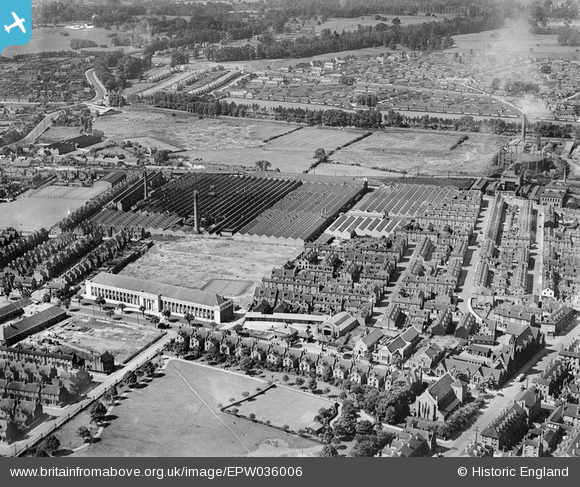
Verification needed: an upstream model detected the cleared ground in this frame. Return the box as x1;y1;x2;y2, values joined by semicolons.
94;108;290;151
94;108;306;170
334;128;505;176
235;386;333;432
201;279;253;296
0;195;89;232
22;316;163;364
73;360;319;457
120;237;301;308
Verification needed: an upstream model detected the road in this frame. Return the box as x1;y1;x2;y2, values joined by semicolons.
445;317;580;457
457;195;493;316
10;110;65;146
85;68;107;103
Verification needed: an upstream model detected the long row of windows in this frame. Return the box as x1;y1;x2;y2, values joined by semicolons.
92;285;141;306
161;299;215;321
90;284;217;321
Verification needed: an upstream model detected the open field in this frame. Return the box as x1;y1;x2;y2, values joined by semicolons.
246;126;367;172
183;146;313;173
123;136;184;152
121;237;301;308
453;19;580;59
1;26;140;57
308;14;450;34
0;195;89;232
235;386;333;432
22;316;163;364
73;360;319;457
94;108;291;148
267;126;360;152
37;127;87;144
312;163;396;178
334;128;505;177
201;279;253;296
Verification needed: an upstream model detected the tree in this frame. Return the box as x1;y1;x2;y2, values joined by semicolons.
95;296;106;310
318;445;338;457
106;309;114;321
333;416;357;440
171;50;189;67
37;434;60;455
90;401;107;423
296;377;305;386
239;356;254;373
77;426;92;443
308;377;318;392
313;148;328;163
42;293;51;303
125;370;137;387
184;312;194;326
153;149;170;165
162;309;171;322
356;420;375;437
150;315;160;327
117;303;126;314
349;436;380;457
242;391;250;399
282;374;289;383
255;160;272;171
103;386;117;405
139;305;146;316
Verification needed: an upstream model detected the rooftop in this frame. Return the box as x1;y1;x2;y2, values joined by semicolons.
89;272;229;307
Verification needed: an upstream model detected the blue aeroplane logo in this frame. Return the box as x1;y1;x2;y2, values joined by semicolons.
1;1;32;56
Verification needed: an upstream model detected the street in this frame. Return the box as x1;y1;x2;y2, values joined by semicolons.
445;317;580;456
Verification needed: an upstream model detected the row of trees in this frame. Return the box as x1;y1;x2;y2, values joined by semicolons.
133;90;580;139
206;13;501;62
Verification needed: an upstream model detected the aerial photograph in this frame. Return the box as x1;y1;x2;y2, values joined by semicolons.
1;0;580;463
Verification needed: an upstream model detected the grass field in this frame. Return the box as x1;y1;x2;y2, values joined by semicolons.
453;19;580;58
37;127;87;144
73;360;319;457
22;316;163;364
0;195;89;232
1;26;141;57
308;14;449;34
235;386;333;432
121;237;301;308
333;128;505;176
255;126;367;172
